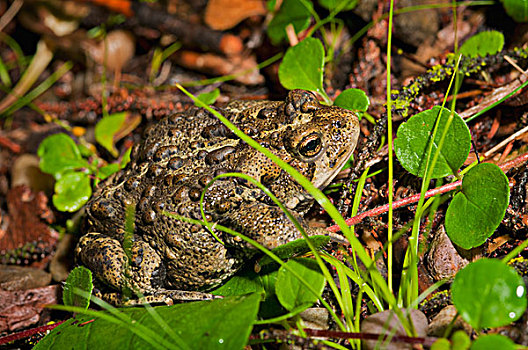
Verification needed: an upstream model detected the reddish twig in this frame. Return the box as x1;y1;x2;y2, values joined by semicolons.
0;321;65;345
303;328;437;347
328;152;528;232
0;135;21;153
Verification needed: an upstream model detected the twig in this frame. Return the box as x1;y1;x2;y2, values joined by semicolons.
0;0;23;32
0;321;65;345
328;151;528;232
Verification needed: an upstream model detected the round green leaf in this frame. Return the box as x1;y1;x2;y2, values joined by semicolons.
502;0;528;22
430;338;451;350
267;0;313;44
333;88;370;112
53;171;92;212
38;133;89;178
95;112;127;158
459;31;504;58
470;334;516;350
63;266;93;310
278;37;325;94
445;163;509;249
452;259;527;330
276;258;325;312
394;106;471;178
451;330;471;350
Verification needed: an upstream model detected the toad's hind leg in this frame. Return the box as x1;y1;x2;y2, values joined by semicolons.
75;232;166;294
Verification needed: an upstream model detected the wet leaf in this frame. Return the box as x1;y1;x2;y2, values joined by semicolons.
333;88;370;112
95;112;127;158
502;0;528;22
276;258;325;312
460;31;504;58
267;0;312;44
451;259;526;330
470;334;516;350
38;133;89;178
35;294;261;350
52;171;92;212
278;38;325;94
445;163;509;249
394;106;471;178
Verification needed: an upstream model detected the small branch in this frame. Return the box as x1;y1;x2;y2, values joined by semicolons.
303;328;437;347
328;152;528;232
0;321;65;345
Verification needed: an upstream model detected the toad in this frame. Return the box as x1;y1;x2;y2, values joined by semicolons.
75;90;360;303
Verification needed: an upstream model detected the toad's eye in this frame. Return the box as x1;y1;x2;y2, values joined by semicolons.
299;133;323;158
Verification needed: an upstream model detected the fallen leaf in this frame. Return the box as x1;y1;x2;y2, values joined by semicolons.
205;0;266;30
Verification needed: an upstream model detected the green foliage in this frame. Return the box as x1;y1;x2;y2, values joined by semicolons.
62;266;93;310
278;38;325;97
451;330;471;350
459;31;504;58
451;259;527;330
38;133;89;178
35;294;261;350
431;338;452;350
53;172;92;212
394;106;471;178
445;163;510;249
38;132;127;212
318;0;357;11
196;88;220;106
470;334;516;350
502;0;528;22
95;112;127;157
333;88;370;112
267;0;313;44
276;258;326;311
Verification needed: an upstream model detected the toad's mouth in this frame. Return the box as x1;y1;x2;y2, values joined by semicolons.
312;145;357;190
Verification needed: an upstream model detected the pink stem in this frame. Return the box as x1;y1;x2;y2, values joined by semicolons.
328;152;528;232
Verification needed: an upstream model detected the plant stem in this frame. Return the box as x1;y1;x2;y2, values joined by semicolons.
386;0;395;299
328;151;528;232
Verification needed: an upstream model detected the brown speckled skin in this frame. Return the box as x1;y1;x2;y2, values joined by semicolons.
75;90;360;302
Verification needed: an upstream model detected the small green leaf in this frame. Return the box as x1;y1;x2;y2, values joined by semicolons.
97;163;120;180
35;294;262;350
318;0;357;11
394;106;471;178
502;0;528;22
333;88;370;112
95;112;127;157
470;334;516;350
53;171;92;212
196;88;220;106
452;259;527;330
276;258;325;312
278;38;325;94
267;0;313;44
459;31;504;58
430;338;451;350
121;146;132;168
445;163;509;249
63;266;93;310
38;133;89;178
451;330;471;350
